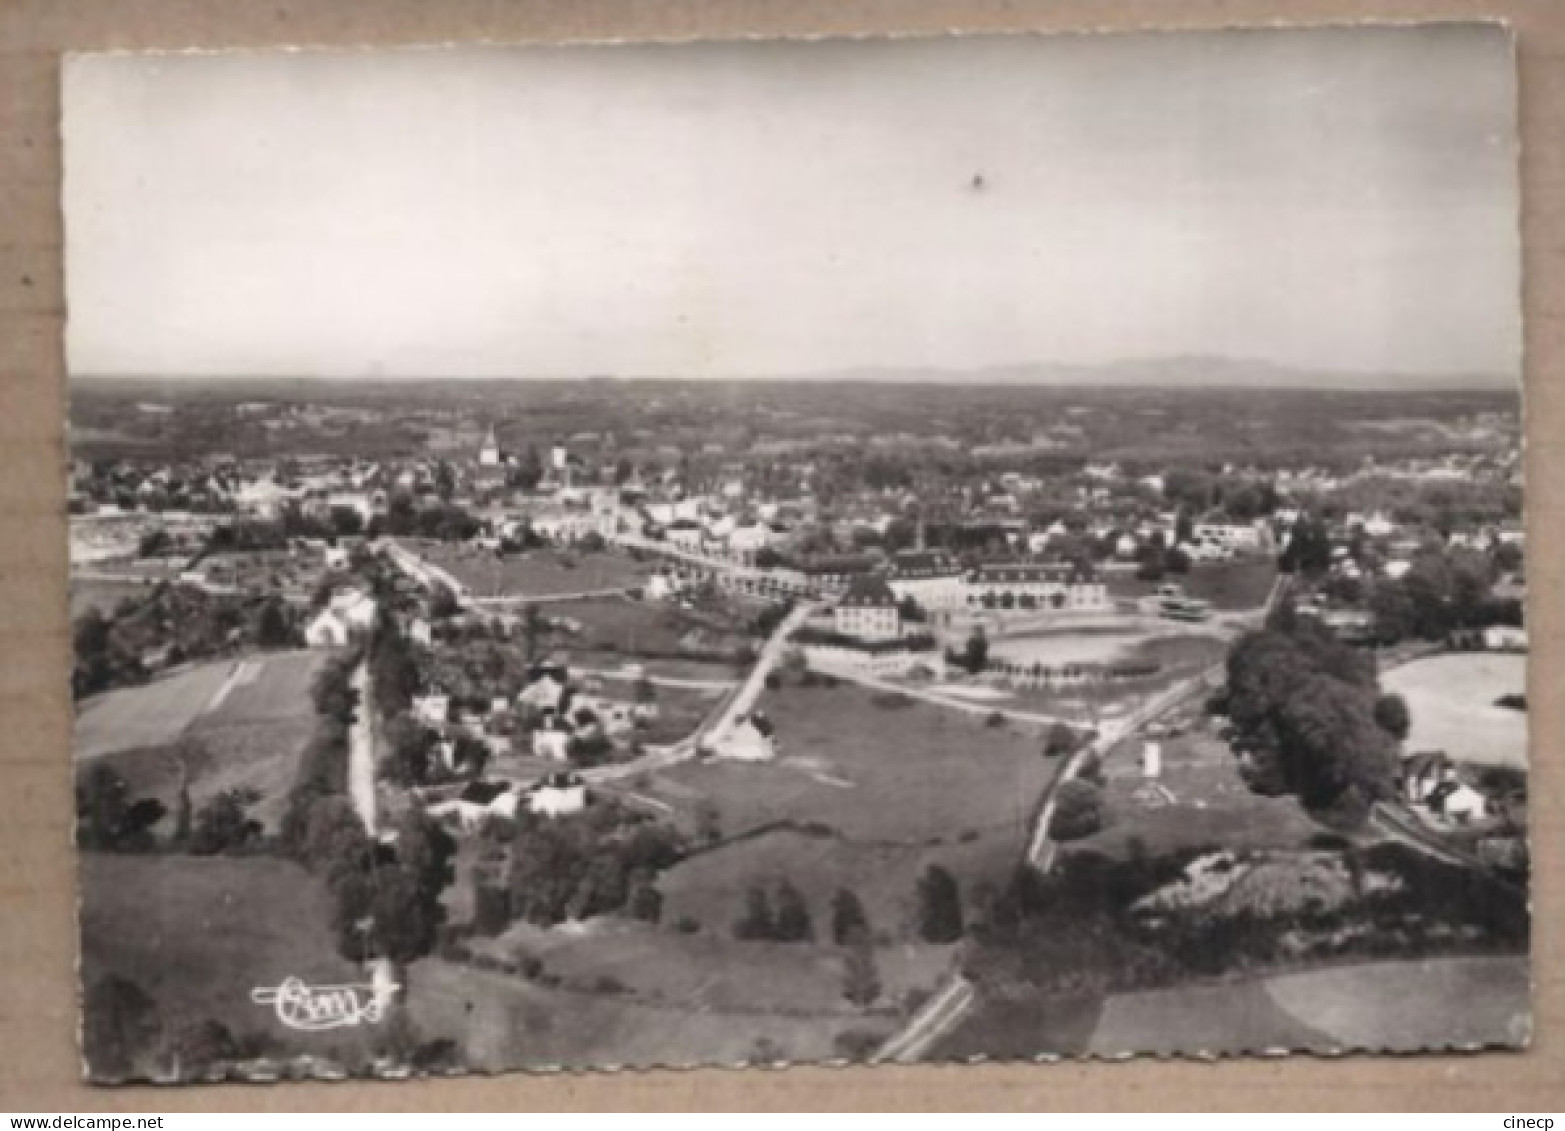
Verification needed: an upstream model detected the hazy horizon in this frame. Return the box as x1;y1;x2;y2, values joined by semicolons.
66;26;1520;386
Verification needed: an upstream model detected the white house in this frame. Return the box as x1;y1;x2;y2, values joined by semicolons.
715;713;776;762
304;609;353;648
1482;624;1528;652
833;576;901;641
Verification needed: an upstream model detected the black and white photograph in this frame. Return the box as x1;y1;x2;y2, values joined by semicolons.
64;24;1528;1082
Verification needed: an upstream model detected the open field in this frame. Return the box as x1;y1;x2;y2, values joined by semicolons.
75;660;241;759
471;919;855;1015
1383;653;1527;768
1089;954;1527;1055
407;540;650;599
1104;558;1278;610
79;853;378;1075
75;650;332;832
655;683;1054;843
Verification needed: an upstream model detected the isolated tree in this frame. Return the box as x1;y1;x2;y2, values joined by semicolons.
916;865;964;944
830;887;871;947
1373;692;1412;742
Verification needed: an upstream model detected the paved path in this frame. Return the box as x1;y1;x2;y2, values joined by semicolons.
349;661;377;833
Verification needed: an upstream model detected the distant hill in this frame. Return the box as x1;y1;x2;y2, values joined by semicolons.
73;355;1517;392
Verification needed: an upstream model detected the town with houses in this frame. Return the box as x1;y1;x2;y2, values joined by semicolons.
70;381;1530;1078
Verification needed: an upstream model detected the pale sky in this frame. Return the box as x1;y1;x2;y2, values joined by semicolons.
64;25;1520;383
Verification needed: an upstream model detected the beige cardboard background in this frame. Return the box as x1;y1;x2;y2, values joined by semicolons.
1;0;1560;1112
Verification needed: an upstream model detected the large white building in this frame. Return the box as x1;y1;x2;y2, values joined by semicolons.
833;575;902;641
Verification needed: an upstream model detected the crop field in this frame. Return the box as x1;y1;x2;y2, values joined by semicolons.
79;853;378;1074
409;541;650;599
1382;653;1527;769
75;650;332;832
